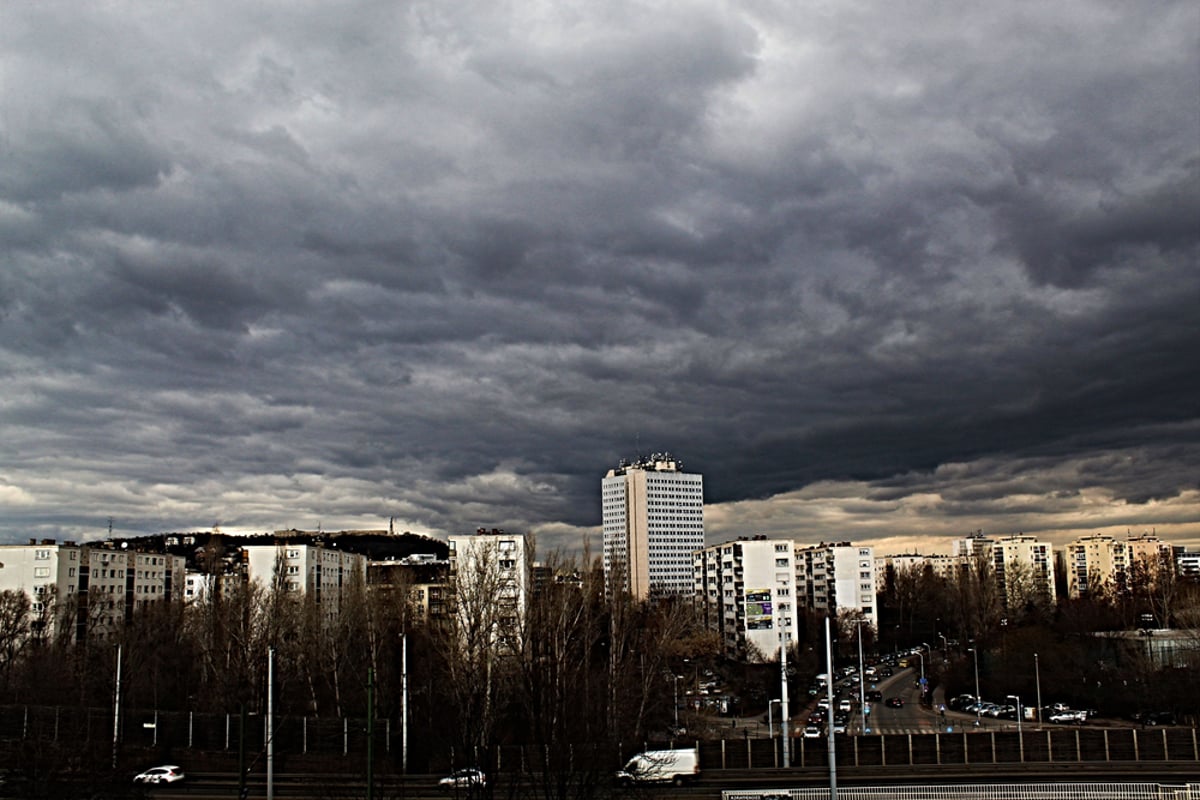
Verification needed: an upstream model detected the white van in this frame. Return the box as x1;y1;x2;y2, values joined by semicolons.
616;748;700;786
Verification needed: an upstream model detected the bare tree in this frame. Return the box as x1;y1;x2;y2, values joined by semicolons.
0;590;31;693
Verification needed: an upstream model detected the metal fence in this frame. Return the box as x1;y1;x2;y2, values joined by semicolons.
723;783;1200;800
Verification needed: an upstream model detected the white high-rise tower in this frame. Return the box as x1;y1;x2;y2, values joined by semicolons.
601;454;704;600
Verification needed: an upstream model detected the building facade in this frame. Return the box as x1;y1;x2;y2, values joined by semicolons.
695;538;876;661
448;529;530;648
989;534;1057;609
795;542;878;629
694;537;802;662
602;454;704;600
0;540;184;641
241;542;368;623
1065;534;1130;598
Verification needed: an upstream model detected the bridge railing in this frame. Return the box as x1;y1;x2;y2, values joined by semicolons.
723;782;1200;800
695;727;1200;770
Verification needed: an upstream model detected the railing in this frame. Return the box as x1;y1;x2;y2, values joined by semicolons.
694;727;1200;770
724;783;1200;800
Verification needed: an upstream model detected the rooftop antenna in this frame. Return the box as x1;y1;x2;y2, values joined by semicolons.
389;516;394;535
108;517;113;537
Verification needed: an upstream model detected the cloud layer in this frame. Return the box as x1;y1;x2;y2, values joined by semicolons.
2;0;1198;553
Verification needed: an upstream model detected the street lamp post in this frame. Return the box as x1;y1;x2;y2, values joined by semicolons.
824;616;838;800
856;620;869;734
672;675;680;731
1007;694;1022;734
779;629;791;769
1034;652;1043;729
968;647;981;727
772;695;782;748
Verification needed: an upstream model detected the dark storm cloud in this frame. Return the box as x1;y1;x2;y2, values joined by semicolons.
1;0;1198;551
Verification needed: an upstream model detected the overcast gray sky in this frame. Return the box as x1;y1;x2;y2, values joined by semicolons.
2;0;1198;556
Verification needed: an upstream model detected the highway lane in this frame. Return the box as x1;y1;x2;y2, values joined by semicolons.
139;762;1200;800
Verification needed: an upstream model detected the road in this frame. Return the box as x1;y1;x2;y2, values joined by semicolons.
139;762;1200;800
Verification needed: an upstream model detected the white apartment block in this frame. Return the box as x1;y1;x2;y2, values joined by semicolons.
952;532;994;558
990;534;1057;609
242;543;367;623
602;454;704;600
874;553;967;594
448;529;530;645
694;538;802;662
1178;550;1200;580
795;543;878;629
0;541;184;641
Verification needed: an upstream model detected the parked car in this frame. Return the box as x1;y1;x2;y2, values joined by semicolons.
439;768;487;789
133;765;185;784
1140;711;1177;726
886;697;904;708
948;694;975;711
1048;710;1086;724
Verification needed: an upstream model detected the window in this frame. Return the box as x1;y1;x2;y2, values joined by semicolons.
34;567;50;578
35;550;50;560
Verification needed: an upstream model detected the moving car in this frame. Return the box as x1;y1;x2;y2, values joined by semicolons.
802;725;822;738
133;765;185;784
886;697;904;708
439;768;487;789
616;749;699;786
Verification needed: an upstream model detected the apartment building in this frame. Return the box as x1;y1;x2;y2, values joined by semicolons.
602;454;704;600
1126;533;1174;578
695;538;876;661
241;542;368;623
1178;549;1200;580
990;534;1057;609
367;554;451;625
1065;534;1130;598
873;553;968;594
795;542;878;629
448;529;530;648
694;537;802;662
0;540;184;641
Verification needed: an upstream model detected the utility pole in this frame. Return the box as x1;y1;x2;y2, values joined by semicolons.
779;628;790;768
112;644;122;770
267;647;275;800
1034;652;1043;729
402;632;409;774
857;621;868;734
824;616;838;800
367;668;375;800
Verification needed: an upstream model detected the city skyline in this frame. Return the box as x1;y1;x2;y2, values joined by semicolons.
2;2;1198;555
